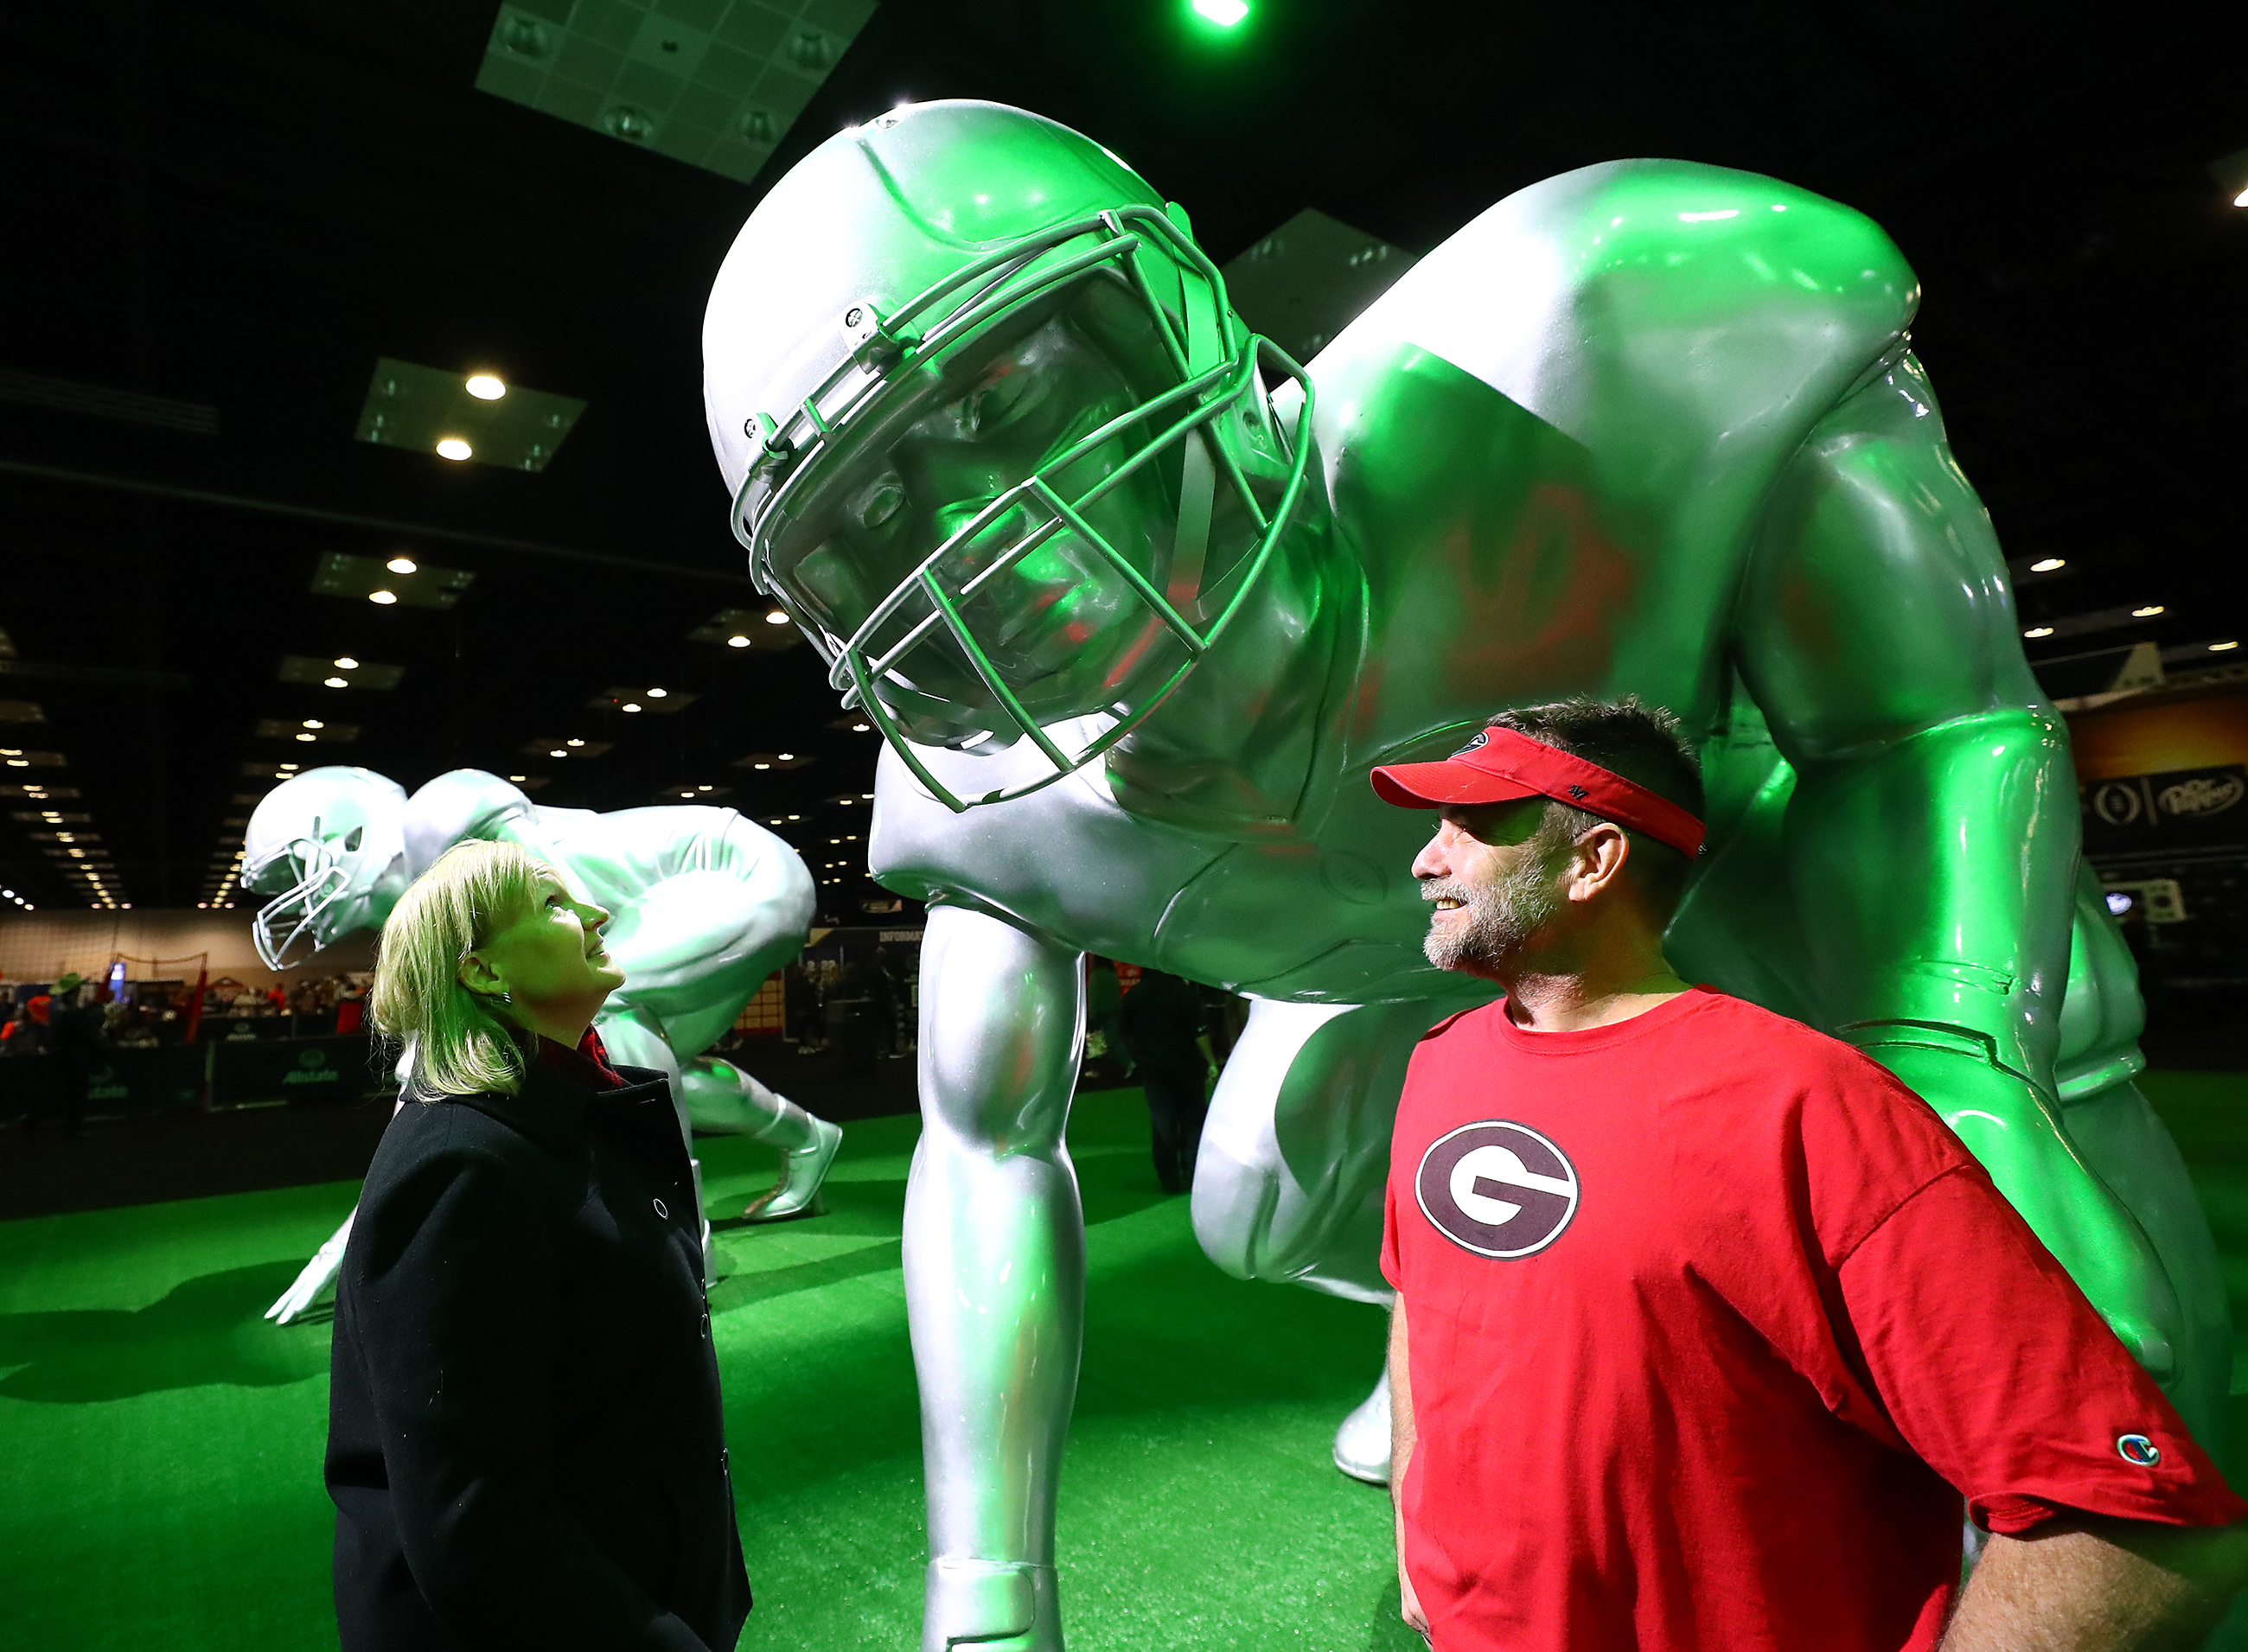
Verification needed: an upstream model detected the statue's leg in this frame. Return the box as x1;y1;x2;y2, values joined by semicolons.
1192;995;1466;1483
674;1052;843;1221
271;1084;407;1325
908;906;1084;1652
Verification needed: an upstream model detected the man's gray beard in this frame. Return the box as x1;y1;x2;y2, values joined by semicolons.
1423;850;1566;977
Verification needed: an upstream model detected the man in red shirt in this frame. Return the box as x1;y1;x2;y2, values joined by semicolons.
1370;697;2248;1651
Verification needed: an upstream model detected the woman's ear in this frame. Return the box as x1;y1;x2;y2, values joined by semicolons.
458;949;507;999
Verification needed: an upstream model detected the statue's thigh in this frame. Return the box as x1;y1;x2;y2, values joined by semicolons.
1193;996;1454;1293
2062;1079;2234;1452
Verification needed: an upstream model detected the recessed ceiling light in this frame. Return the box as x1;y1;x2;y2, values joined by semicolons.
465;373;507;400
280;762;299;769
2028;558;2066;572
295;732;317;743
334;656;359;669
2023;626;2054;639
776;751;795;762
303;718;323;729
753;762;770;770
4;759;24;769
548;748;565;757
763;610;789;626
435;438;472;462
623;703;642;713
369;590;398;605
852;722;871;732
565;737;584;748
507;774;527;781
787;813;800;820
2132;604;2165;618
726;635;751;648
646;687;667;699
324;676;348;688
387;556;418;574
2213;641;2240;653
861;792;875;800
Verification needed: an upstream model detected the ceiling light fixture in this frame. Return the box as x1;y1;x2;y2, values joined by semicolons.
2028;558;2066;573
725;635;751;648
1191;0;1249;22
2213;641;2240;653
386;556;418;574
334;656;359;670
435;439;472;462
2132;604;2165;618
324;676;348;688
646;687;667;699
763;610;789;626
548;748;565;757
2023;626;2054;639
565;737;584;748
279;762;299;770
697;784;712;792
623;703;642;713
295;732;317;743
507;774;527;781
303;718;323;729
776;752;795;762
753;762;770;770
369;590;398;605
465;373;507;400
852;722;871;733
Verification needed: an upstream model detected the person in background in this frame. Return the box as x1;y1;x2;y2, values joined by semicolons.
1120;967;1216;1195
334;977;367;1036
326;840;750;1651
1085;958;1133;1081
1372;698;2248;1652
45;973;107;1137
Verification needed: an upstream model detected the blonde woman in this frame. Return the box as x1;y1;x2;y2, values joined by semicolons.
324;841;750;1652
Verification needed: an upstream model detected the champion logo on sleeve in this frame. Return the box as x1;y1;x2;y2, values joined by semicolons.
1415;1120;1581;1259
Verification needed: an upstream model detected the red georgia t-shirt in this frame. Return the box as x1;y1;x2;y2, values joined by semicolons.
1380;986;2243;1652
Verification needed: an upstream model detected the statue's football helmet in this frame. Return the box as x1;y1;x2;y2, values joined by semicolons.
242;767;410;968
703;99;1318;812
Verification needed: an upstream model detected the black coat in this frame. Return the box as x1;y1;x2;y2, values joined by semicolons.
325;1055;750;1652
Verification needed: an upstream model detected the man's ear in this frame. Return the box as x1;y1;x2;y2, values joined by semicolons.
1566;824;1632;903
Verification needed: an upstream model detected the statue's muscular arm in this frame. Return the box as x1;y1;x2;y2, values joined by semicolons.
1731;352;2180;1376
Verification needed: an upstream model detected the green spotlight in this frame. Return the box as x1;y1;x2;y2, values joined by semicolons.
1191;0;1249;24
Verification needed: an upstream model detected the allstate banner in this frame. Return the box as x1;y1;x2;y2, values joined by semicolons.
211;1034;386;1107
2080;765;2248;848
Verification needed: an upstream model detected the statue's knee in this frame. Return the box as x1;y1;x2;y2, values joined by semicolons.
1190;1139;1280;1281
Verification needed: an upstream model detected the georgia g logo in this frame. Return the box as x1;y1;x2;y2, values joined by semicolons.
1415;1120;1581;1259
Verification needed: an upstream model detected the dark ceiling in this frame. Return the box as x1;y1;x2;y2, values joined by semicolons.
2;0;2243;922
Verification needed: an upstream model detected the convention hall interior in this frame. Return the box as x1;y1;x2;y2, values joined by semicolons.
3;2;2246;1648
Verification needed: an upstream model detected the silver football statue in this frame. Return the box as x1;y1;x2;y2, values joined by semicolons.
701;100;2223;1652
245;766;840;1324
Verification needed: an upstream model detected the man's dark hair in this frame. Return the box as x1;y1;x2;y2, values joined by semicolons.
1484;696;1704;921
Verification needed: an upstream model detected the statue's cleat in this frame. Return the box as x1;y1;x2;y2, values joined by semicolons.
1332;1368;1392;1485
924;1558;1057;1652
744;1115;842;1221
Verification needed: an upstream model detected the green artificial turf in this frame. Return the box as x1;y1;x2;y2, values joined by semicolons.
7;1073;2244;1652
0;1089;1421;1651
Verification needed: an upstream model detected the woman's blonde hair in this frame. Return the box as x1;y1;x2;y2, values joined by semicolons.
369;839;547;1100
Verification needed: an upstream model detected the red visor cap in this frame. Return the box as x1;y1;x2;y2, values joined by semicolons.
1370;727;1707;858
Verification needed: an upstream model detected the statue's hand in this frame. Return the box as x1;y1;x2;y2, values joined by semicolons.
1870;1044;2181;1383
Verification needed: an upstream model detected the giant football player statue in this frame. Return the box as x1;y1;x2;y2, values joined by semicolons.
246;766;842;1324
700;101;2226;1652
